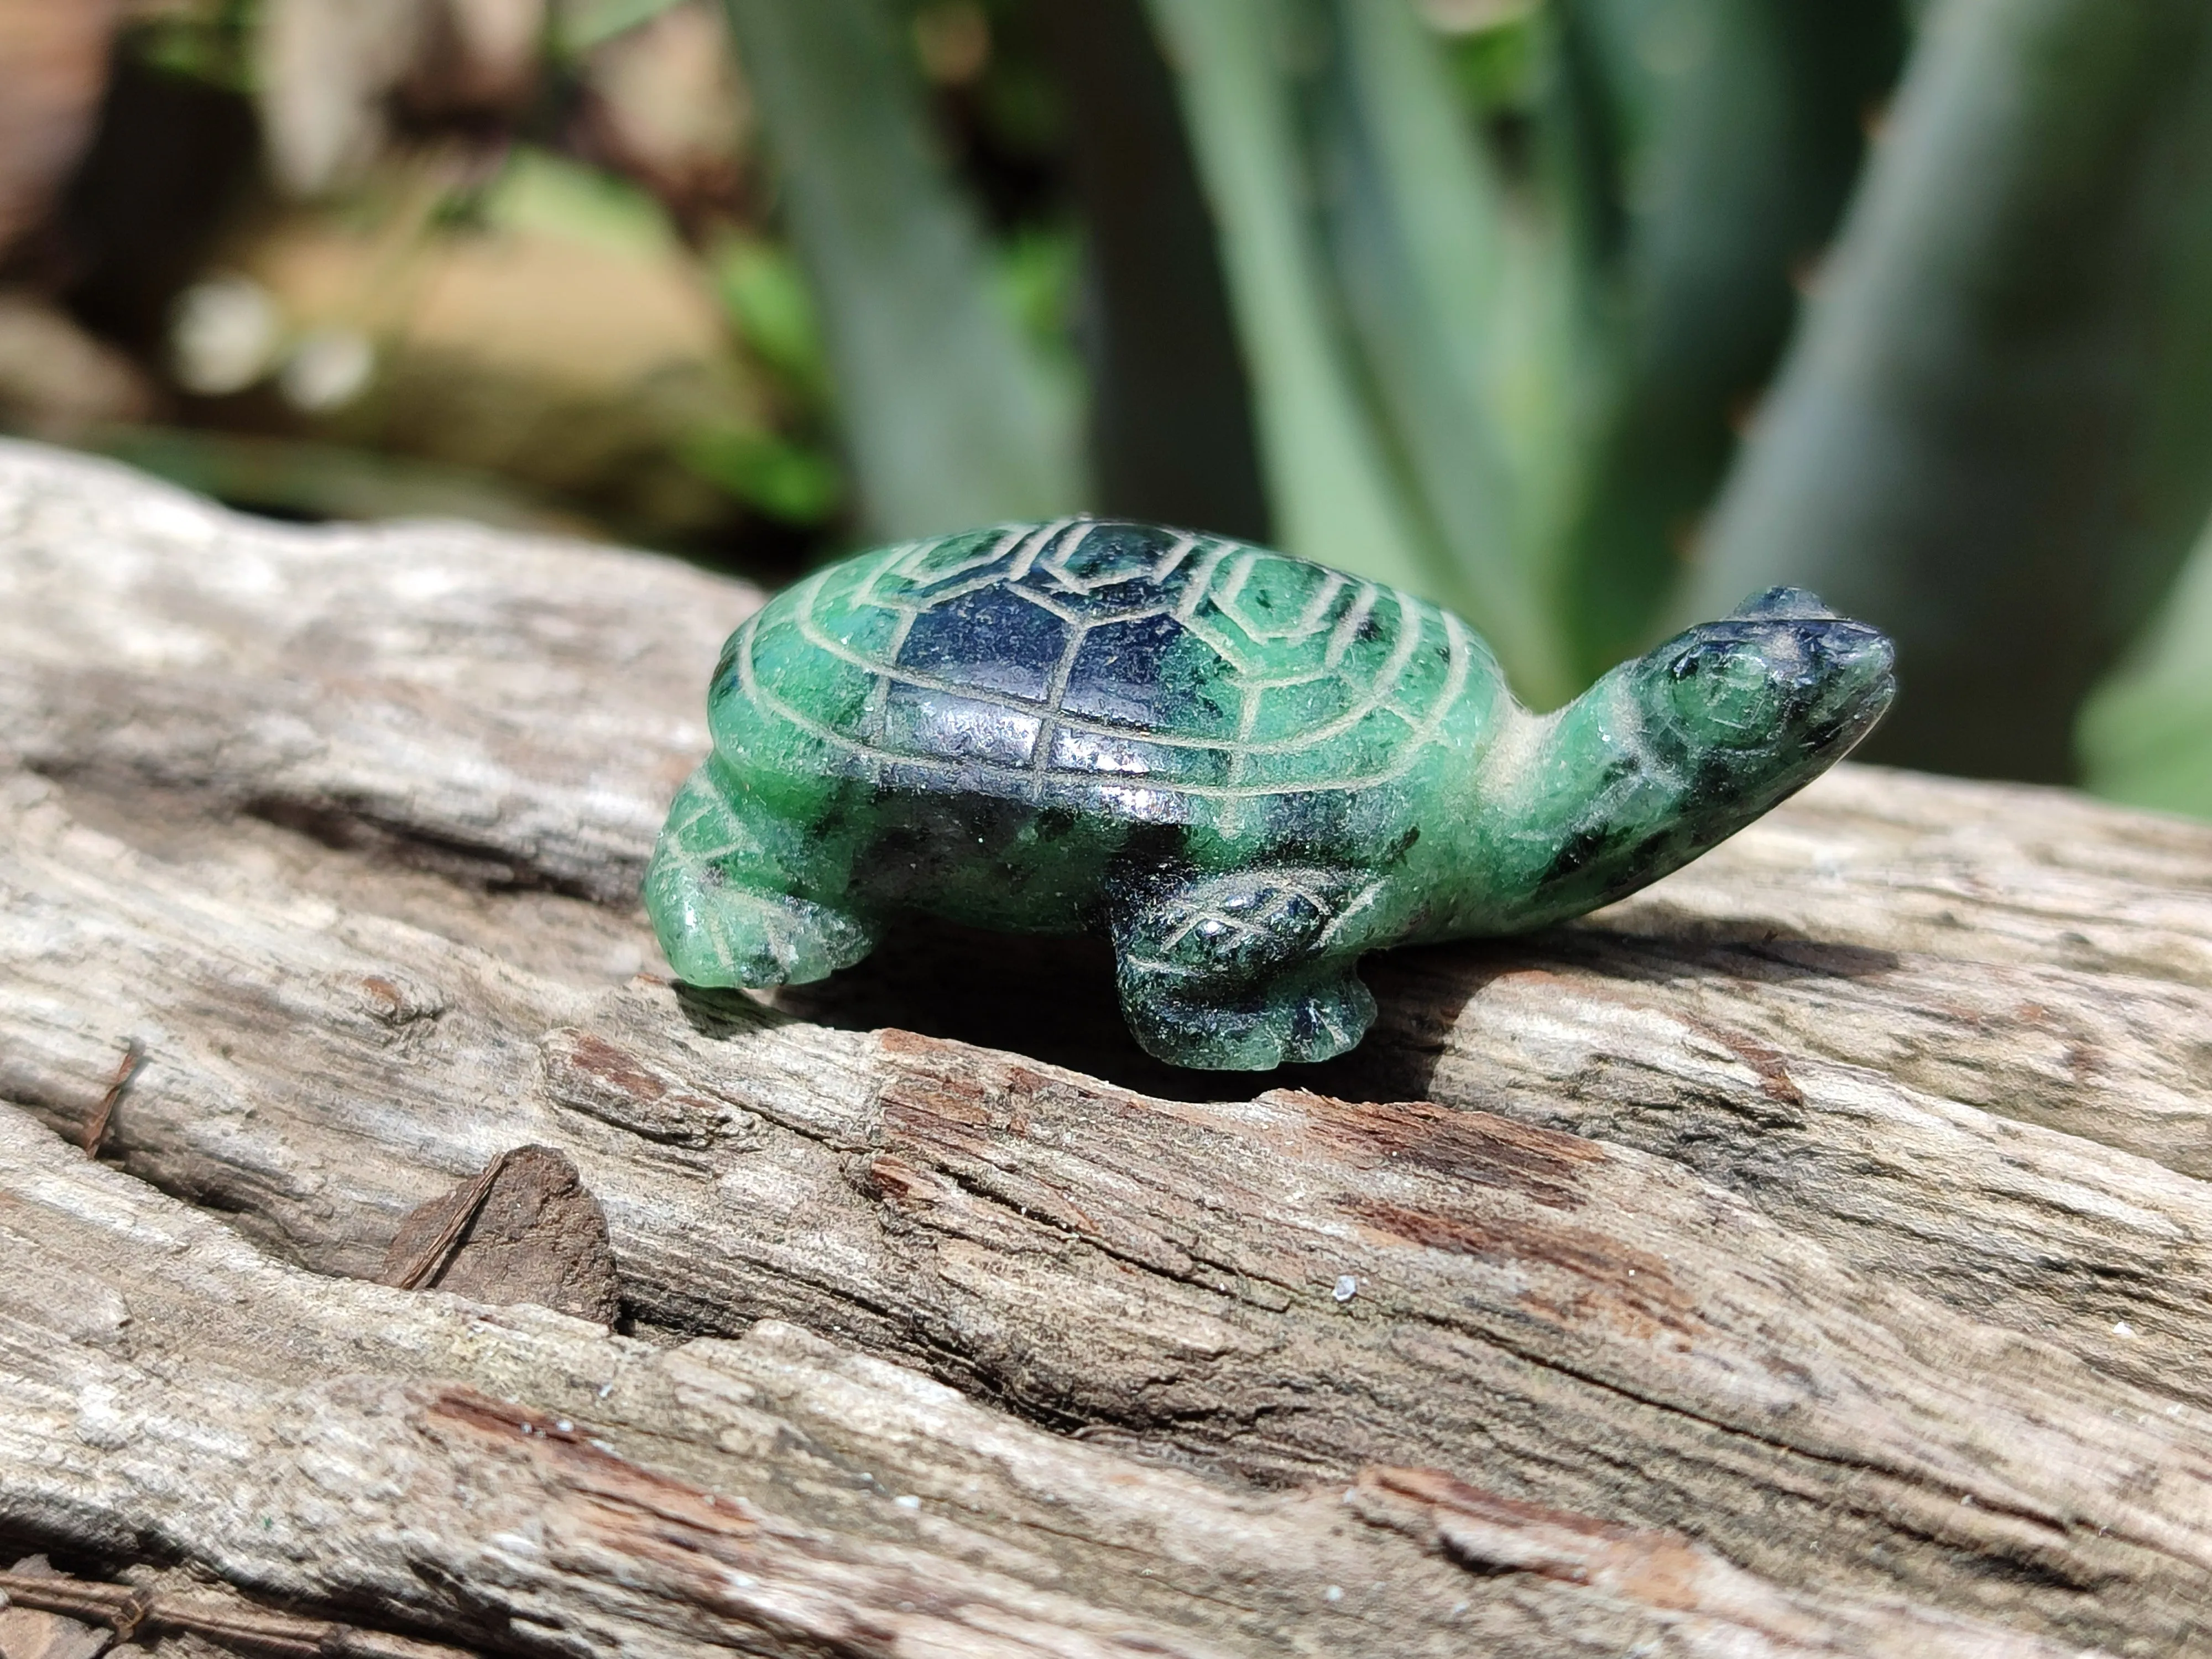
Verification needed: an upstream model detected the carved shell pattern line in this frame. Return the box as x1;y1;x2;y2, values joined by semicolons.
727;518;1483;813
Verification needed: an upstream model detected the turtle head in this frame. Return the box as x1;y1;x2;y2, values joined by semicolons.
1635;586;1895;804
1474;587;1894;933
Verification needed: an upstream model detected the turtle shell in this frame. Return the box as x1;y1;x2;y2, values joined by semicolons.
716;518;1495;822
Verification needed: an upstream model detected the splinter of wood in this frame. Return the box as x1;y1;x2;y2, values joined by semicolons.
80;1039;143;1156
381;1147;515;1292
0;1568;468;1658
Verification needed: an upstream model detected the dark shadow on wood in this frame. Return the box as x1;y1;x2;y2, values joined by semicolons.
772;916;1415;1103
771;914;1905;1105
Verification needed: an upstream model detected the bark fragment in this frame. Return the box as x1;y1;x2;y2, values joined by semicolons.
378;1144;621;1324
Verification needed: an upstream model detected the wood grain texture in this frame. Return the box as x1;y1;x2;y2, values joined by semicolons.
2;441;2209;1656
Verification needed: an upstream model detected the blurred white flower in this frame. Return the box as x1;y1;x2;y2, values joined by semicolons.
170;276;280;395
279;327;377;411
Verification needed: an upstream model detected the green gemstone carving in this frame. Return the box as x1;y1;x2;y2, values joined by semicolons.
646;520;1894;1070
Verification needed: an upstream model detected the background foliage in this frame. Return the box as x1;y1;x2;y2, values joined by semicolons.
1;0;2209;809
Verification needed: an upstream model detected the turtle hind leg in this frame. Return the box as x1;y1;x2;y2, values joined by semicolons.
645;762;879;989
1111;867;1380;1070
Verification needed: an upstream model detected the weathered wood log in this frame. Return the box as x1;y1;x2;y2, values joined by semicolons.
2;441;2209;1656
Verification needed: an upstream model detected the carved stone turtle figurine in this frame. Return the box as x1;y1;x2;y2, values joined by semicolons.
646;518;1895;1069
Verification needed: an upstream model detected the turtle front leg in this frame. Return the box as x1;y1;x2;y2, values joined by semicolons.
644;759;879;988
1110;867;1381;1070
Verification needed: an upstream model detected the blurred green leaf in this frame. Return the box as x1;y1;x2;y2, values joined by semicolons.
995;223;1087;437
1140;0;1437;607
1439;13;1541;111
130;0;261;93
1145;0;1571;702
680;424;843;524
1686;0;2212;782
556;0;690;57
709;233;832;406
717;0;1084;540
1041;0;1270;542
1547;0;1902;677
1319;0;1571;700
483;147;681;257
2080;509;2212;820
995;225;1080;358
1139;0;1884;707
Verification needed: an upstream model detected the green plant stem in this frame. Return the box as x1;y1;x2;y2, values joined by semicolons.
1141;0;1436;600
1685;0;2212;781
2080;507;2212;819
717;0;1083;541
1550;0;1901;680
1145;0;1572;705
1043;0;1271;544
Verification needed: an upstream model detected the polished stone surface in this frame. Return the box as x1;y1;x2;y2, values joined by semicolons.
647;519;1895;1068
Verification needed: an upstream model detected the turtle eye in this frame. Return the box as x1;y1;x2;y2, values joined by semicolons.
1667;641;1777;744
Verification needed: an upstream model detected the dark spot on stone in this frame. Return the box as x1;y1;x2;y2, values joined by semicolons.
898;581;1068;701
1110;820;1192;896
1543;825;1611;884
